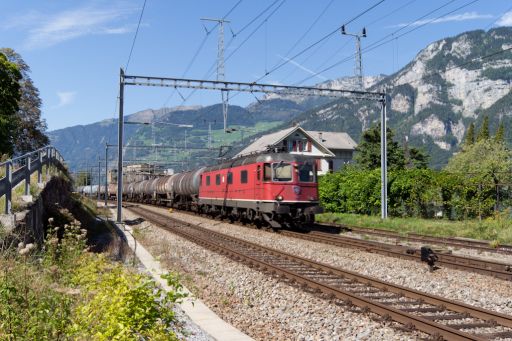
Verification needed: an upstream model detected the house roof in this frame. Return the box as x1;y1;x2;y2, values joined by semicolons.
235;125;336;158
308;131;357;150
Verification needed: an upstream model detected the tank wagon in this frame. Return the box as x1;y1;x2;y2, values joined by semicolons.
116;152;323;228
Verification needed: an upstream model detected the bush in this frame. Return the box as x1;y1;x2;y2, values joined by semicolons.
0;211;186;340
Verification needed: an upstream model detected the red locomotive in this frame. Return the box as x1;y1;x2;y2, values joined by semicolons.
119;152;323;228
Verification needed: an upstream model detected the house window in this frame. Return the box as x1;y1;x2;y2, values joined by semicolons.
216;174;221;185
206;176;210;186
227;172;233;184
240;170;248;184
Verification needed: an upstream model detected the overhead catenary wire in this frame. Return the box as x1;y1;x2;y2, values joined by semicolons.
125;0;148;72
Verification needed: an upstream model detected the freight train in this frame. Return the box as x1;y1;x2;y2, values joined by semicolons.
77;152;323;228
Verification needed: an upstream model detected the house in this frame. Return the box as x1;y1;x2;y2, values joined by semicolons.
235;125;357;174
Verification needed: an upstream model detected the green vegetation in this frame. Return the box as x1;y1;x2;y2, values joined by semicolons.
319;122;512;233
0;52;21;156
317;210;512;244
0;209;186;340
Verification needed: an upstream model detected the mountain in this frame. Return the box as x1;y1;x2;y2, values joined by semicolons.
50;27;512;172
287;27;512;167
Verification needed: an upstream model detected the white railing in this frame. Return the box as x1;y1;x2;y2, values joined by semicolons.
0;146;65;214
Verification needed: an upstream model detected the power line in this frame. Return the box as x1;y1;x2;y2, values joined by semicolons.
394;45;512;87
162;0;243;107
296;0;480;85
125;0;147;72
251;0;386;83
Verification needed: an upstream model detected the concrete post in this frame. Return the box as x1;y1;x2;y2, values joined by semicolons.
5;162;11;214
38;151;43;184
25;155;31;196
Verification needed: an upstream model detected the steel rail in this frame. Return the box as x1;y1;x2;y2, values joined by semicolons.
317;222;512;254
126;205;512;341
107;200;512;281
280;230;512;281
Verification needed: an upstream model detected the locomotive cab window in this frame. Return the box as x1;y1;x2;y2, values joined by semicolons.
298;162;315;182
227;172;233;184
263;163;271;181
273;162;292;182
240;170;248;184
206;176;210;186
215;174;221;185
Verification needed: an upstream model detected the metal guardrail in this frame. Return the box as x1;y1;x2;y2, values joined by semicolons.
0;146;65;214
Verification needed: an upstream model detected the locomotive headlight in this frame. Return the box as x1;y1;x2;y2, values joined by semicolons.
276;195;283;201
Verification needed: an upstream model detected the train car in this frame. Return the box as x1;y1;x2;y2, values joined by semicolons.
198;153;322;227
113;152;322;228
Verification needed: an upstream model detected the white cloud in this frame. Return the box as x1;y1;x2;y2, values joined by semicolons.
4;5;137;49
277;55;327;81
496;11;512;26
54;91;76;109
391;12;493;28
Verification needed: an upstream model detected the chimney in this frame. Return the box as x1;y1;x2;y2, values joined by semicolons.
292;121;298;127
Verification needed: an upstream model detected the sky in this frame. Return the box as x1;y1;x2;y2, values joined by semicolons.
1;0;512;131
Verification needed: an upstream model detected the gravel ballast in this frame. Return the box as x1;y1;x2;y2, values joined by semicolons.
140;205;512;317
123;208;426;340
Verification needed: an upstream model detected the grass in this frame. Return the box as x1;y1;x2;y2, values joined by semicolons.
317;211;512;245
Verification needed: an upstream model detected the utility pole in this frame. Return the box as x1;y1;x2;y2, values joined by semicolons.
341;25;366;91
380;92;388;219
201;17;230;132
105;143;108;207
117;68;124;223
97;158;101;202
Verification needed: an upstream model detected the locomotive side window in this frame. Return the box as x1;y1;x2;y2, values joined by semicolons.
216;174;221;185
206;176;210;186
273;162;292;182
257;165;261;180
227;172;233;184
240;170;248;183
298;162;315;182
263;163;271;181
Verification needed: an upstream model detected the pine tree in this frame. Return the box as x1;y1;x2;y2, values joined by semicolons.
477;116;490;142
495;120;505;144
464;122;475;147
354;123;406;170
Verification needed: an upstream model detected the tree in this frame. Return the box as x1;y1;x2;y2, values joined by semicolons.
0;48;49;154
445;139;512;217
354;124;428;170
495;120;505;143
477;116;490;142
464;122;475;147
354;123;405;170
0;52;21;156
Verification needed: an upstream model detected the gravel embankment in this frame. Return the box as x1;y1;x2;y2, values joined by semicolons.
123;208;426;340
140;205;512;316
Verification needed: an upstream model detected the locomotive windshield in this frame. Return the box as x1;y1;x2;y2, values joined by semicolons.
273;162;292;182
298;162;315;182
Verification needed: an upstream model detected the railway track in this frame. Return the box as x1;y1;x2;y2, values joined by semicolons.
125;205;512;341
280;229;512;281
113;200;512;281
317;222;512;255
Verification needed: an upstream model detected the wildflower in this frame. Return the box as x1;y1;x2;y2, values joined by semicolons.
19;247;30;255
17;241;25;250
48;217;54;225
